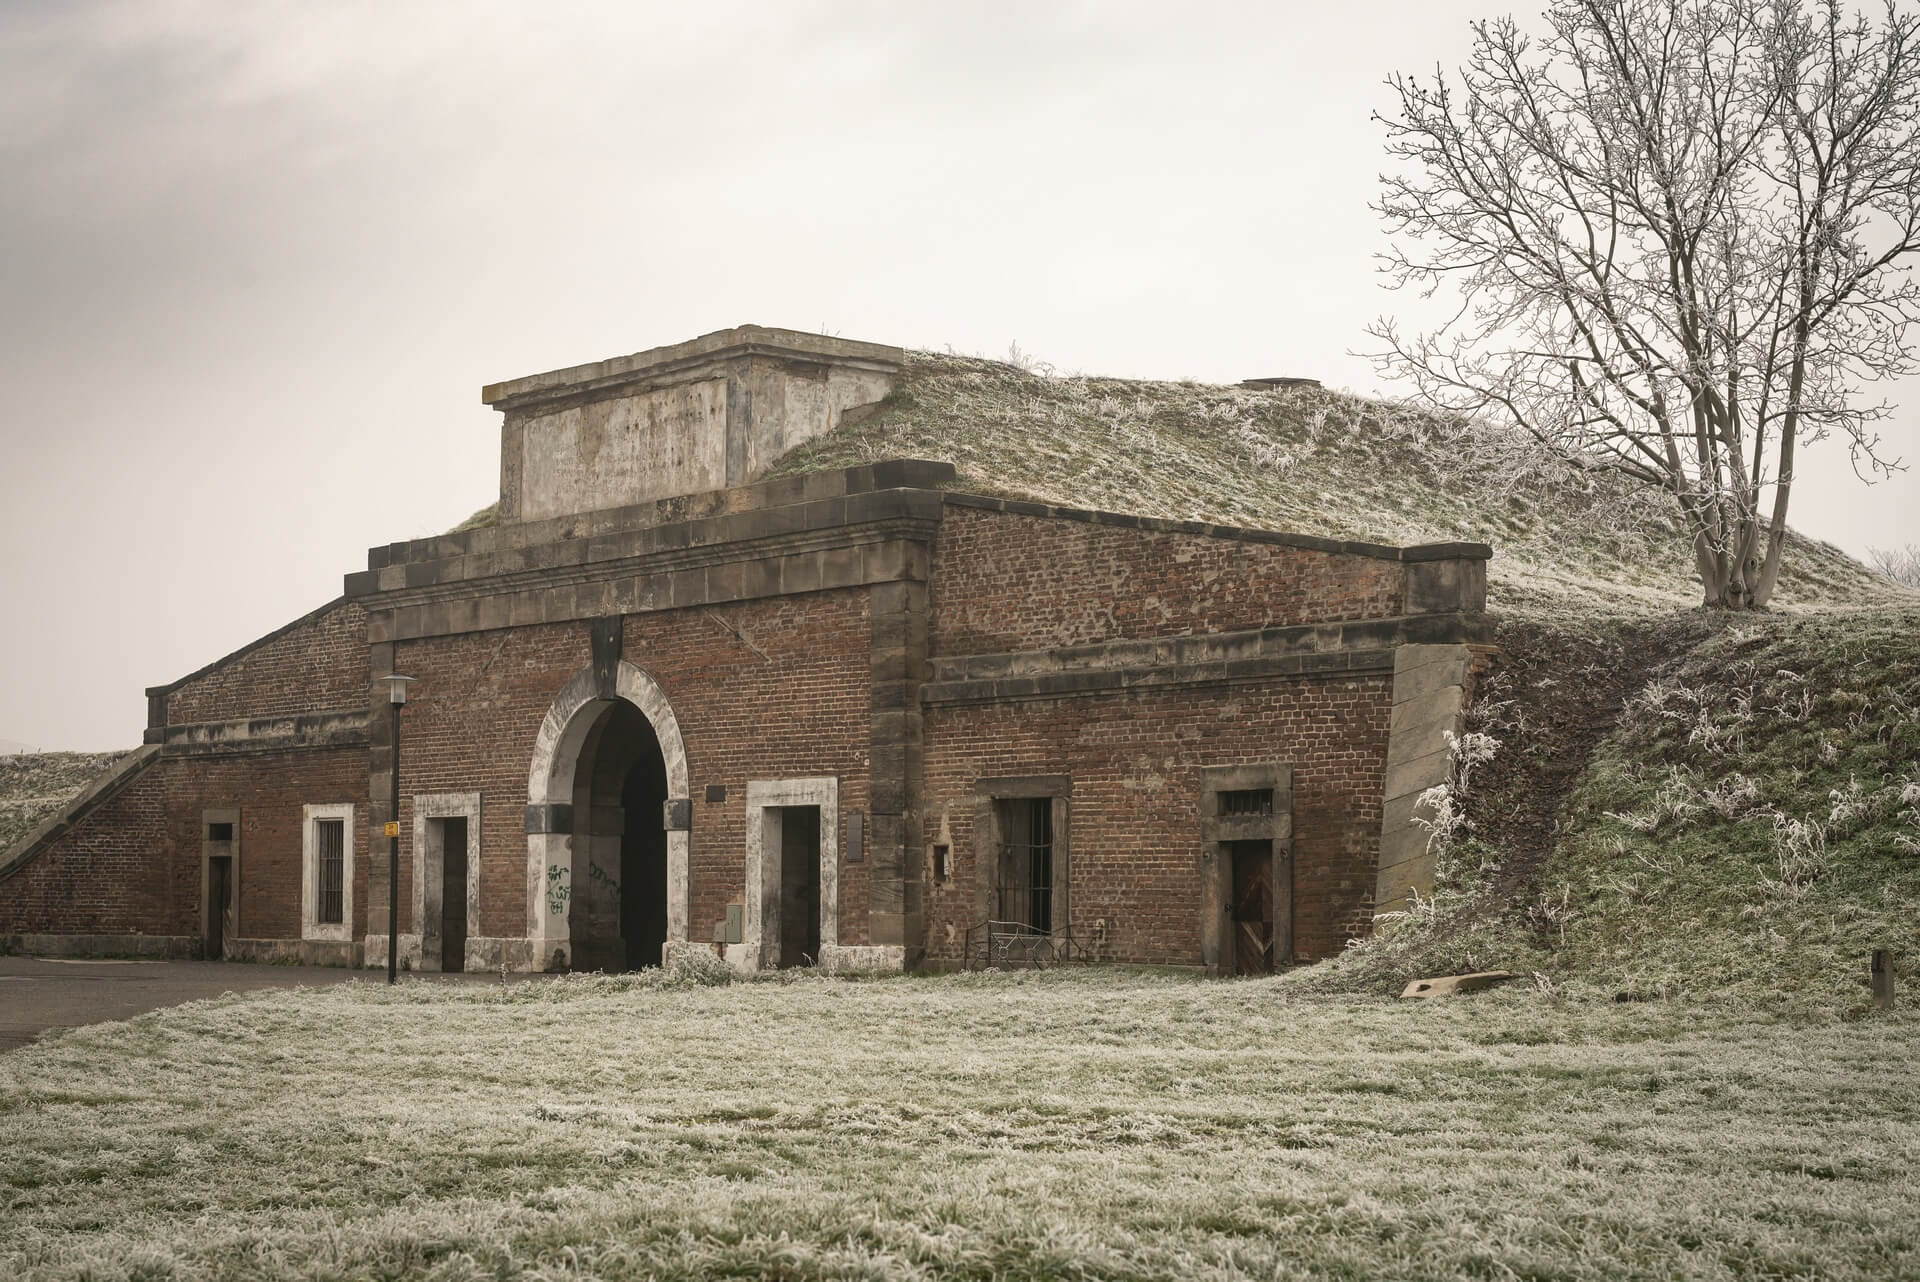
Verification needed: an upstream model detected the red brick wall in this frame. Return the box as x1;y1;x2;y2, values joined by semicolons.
921;676;1392;966
0;747;369;943
390;588;873;949
930;507;1405;657
165;600;369;724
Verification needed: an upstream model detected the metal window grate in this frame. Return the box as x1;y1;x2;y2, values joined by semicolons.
995;797;1052;934
316;819;344;925
1219;788;1274;818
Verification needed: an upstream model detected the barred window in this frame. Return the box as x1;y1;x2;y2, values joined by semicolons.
995;797;1053;934
315;819;345;925
1219;788;1274;818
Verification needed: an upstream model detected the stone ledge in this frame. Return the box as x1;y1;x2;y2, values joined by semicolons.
930;613;1491;686
224;937;361;967
924;648;1398;705
367;534;937;643
482;325;906;411
351;490;945;604
157;711;370;758
819;944;907;973
364;459;956;574
940;493;1493;565
1;933;199;960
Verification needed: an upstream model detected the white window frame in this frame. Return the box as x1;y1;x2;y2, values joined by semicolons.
302;803;356;942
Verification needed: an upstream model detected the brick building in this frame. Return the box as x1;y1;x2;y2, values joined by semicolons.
0;327;1492;974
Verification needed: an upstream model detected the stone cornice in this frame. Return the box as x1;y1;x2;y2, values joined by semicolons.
939;493;1492;565
482;325;905;414
150;710;371;757
921;612;1491;706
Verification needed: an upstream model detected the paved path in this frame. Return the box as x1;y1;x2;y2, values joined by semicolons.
0;956;509;1053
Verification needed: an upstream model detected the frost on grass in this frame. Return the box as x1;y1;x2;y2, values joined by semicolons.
1292;609;1920;1009
2;972;1918;1281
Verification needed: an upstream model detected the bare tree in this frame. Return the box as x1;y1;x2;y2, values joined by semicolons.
1869;541;1920;583
1371;0;1920;608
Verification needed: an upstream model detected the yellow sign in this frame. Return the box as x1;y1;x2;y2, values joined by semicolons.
383;821;400;838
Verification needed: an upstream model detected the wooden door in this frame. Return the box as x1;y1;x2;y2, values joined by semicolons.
1229;841;1273;976
207;856;232;960
440;817;467;973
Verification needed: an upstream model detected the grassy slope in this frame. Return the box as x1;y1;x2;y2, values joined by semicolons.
0;752;131;853
2;965;1916;1281
1295;608;1920;1007
767;353;1902;619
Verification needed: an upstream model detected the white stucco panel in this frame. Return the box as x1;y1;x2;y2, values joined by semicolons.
517;377;728;520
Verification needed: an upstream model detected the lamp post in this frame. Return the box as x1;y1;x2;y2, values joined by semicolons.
381;674;417;985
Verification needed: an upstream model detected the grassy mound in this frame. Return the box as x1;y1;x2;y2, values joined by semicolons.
0;751;131;853
768;352;1903;618
1297;608;1920;1009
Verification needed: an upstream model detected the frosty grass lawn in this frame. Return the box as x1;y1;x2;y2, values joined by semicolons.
3;965;1916;1281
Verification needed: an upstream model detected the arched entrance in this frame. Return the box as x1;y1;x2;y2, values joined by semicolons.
566;700;667;971
526;662;689;972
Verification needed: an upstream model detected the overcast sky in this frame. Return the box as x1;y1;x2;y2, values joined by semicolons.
3;0;1917;751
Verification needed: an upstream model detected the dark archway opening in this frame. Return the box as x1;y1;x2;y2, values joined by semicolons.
620;742;669;970
568;699;668;972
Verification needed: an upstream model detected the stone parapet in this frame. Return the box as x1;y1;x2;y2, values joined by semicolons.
482;326;906;523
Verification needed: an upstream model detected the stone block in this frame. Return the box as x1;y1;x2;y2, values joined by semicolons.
1390;686;1467;738
782;552;822;595
1374;858;1432;914
1383;746;1453;803
1391;648;1470;708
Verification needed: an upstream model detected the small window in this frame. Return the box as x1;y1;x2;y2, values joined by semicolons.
1219;788;1274;818
932;844;950;884
207;821;234;842
315;819;345;925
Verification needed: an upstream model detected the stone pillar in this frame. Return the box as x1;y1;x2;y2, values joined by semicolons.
866;578;929;966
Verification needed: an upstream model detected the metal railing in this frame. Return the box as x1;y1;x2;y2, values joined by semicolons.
963;919;1089;970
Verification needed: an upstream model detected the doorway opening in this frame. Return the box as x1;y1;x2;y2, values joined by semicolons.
1227;840;1274;976
773;805;822;968
432;816;468;972
569;699;668;971
207;855;233;959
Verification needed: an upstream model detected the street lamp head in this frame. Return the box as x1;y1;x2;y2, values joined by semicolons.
381;674;418;706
